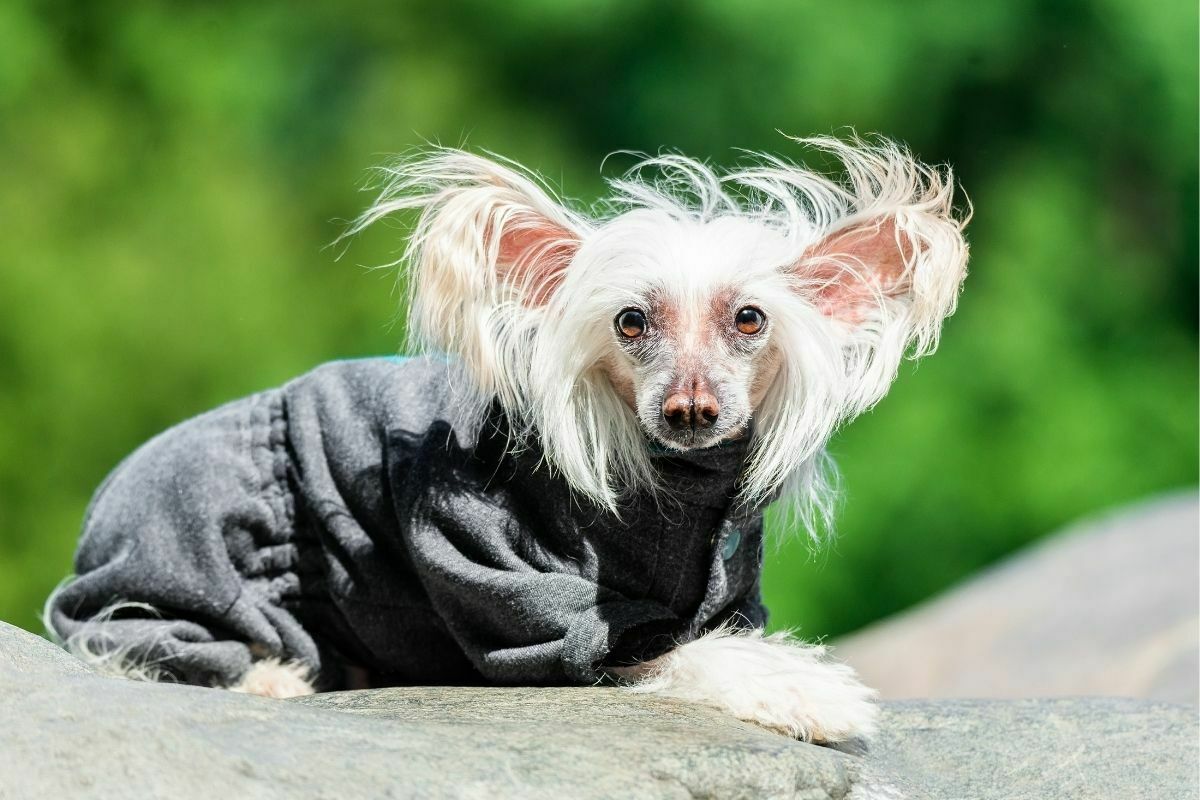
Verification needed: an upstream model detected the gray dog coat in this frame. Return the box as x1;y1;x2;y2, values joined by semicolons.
46;357;768;689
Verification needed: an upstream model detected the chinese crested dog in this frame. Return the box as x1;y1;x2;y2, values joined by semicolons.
47;135;968;744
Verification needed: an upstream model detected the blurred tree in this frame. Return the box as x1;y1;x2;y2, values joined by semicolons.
0;0;1195;638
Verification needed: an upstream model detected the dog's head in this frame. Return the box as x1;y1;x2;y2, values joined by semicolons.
348;137;969;530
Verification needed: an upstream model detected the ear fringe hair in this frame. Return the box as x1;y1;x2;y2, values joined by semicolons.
341;148;592;416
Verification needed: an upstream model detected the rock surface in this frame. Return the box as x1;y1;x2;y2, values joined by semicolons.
838;491;1200;705
1;621;1197;799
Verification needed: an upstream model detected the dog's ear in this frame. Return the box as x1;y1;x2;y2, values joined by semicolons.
491;211;579;307
780;144;968;416
797;215;919;323
792;192;967;362
348;149;588;398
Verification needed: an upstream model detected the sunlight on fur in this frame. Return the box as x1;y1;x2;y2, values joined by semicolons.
612;625;879;743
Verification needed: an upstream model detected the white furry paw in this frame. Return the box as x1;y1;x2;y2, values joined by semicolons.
228;658;315;699
614;627;878;744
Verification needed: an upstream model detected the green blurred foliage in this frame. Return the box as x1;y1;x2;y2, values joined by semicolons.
0;0;1195;638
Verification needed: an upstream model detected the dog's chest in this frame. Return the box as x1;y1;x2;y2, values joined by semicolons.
379;407;764;649
489;437;763;619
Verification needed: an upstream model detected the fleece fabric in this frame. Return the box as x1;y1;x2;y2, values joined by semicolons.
46;357;768;689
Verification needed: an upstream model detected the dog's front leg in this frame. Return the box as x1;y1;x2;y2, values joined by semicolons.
610;627;878;744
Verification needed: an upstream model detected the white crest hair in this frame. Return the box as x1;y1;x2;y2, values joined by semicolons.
345;135;969;538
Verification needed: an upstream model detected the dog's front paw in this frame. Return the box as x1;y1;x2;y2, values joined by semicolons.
725;648;879;744
618;627;878;744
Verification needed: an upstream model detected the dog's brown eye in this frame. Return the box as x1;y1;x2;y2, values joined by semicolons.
735;307;765;335
616;309;647;338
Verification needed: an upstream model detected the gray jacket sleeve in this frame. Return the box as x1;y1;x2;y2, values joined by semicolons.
403;485;679;684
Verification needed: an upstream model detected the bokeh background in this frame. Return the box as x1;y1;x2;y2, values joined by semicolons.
1;0;1195;640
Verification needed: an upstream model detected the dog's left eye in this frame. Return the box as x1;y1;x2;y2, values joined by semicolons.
735;307;765;335
616;309;647;338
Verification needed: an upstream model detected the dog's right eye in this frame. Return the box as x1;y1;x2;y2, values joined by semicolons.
616;309;647;339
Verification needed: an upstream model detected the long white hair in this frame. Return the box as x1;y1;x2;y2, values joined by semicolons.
343;135;969;537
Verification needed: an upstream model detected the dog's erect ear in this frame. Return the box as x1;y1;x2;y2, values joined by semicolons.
492;212;580;307
348;149;588;397
791;179;967;362
781;141;968;413
805;218;901;317
797;215;921;323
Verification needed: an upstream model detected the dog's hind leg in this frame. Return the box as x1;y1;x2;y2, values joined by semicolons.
45;600;178;682
44;594;315;696
227;658;315;698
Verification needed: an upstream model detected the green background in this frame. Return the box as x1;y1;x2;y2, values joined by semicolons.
1;0;1195;640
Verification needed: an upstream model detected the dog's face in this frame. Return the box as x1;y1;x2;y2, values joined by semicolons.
608;290;778;450
586;216;787;452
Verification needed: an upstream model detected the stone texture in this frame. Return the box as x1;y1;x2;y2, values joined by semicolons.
837;491;1200;705
1;621;1197;799
0;615;92;677
869;699;1198;800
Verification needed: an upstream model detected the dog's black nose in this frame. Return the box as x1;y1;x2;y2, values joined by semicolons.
662;386;719;431
663;401;689;430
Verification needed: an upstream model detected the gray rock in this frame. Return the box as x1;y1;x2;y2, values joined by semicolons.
869;699;1198;800
0;616;92;677
837;491;1200;705
1;621;1196;799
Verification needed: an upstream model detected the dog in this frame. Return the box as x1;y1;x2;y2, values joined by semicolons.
45;135;968;745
